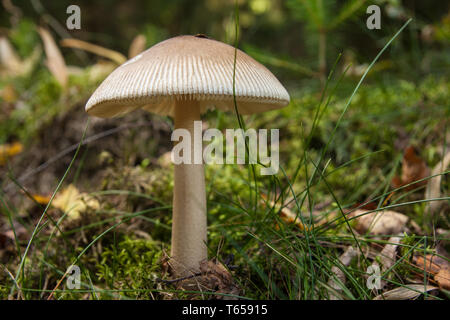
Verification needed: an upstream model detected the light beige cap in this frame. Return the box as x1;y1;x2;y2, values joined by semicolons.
85;35;290;118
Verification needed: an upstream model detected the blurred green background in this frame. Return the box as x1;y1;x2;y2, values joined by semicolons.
2;0;449;82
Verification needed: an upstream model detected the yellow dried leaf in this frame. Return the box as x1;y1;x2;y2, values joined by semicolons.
31;194;51;205
1;84;18;102
52;184;99;220
0;142;23;165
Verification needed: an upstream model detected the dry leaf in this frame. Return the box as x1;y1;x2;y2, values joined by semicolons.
38;27;67;87
392;146;430;191
435;268;450;290
262;195;337;231
0;36;41;78
327;246;358;300
52;184;99;220
31;194;51;205
413;254;442;275
0;141;23;165
61;38;127;65
198;260;240;300
379;235;402;272
425;151;450;215
199;260;233;284
350;209;409;236
261;195;311;231
175;259;240;299
277;204;309;230
0;36;22;76
373;284;438;300
375;234;403;289
413;248;450;290
128;34;146;58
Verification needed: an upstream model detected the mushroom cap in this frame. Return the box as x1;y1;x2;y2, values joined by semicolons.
85;35;290;118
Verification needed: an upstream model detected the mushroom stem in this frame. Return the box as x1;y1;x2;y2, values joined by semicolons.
171;100;207;276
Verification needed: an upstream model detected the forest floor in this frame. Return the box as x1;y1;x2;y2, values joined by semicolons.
0;19;449;300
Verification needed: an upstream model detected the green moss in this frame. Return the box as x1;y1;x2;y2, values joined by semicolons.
96;236;163;299
9;19;40;58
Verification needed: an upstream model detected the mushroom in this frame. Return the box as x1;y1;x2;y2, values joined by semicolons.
85;35;290;276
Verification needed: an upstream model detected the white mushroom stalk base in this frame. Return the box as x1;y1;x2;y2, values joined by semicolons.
171;100;207;277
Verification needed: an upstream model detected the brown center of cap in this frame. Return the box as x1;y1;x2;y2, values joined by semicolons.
194;34;209;39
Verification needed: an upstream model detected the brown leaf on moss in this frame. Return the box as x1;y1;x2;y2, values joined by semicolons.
198;260;240;300
199;260;233;285
435;268;450;290
413;246;450;290
413;254;442;275
392;146;430;191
